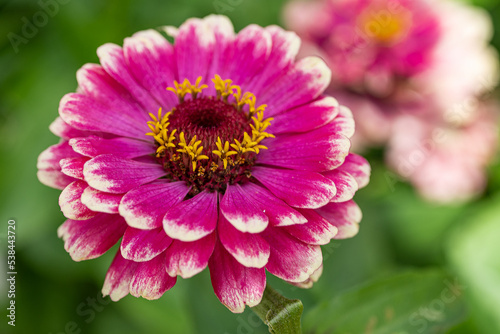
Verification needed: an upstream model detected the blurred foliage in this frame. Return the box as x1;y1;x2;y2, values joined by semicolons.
303;269;467;334
0;0;499;333
447;194;500;334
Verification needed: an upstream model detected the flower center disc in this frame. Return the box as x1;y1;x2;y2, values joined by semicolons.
168;97;251;151
145;75;274;195
357;5;413;45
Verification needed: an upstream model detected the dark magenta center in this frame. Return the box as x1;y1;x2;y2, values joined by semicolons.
168;97;251;149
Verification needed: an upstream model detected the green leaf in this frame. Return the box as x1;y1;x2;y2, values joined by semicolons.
303;269;467;334
447;195;500;334
380;185;466;264
251;285;304;334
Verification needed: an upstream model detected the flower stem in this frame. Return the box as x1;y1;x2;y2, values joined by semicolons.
251;285;303;334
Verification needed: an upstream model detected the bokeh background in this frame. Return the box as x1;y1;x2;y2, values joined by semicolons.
1;0;500;333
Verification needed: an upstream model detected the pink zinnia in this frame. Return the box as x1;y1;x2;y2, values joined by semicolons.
37;15;370;312
284;0;498;202
284;0;497;146
387;103;499;203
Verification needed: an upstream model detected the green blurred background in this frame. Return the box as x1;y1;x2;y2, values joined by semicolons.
1;0;500;333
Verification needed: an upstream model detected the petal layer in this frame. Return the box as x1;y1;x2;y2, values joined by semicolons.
263;227;323;283
70;136;154;159
218;214;270;268
37;142;80;189
83;155;166;194
59;180;97;220
121;227;172;262
57;213;127;261
252;167;336;209
165;233;216;279
282;209;338;245
337;153;371;189
220;184;268;233
271;96;339;134
102;251;138;301
81;187;122;214
163;190;218;242
315;201;362;239
130;254;177;300
235;182;306;227
119;181;190;229
209;242;266;313
260;57;331;117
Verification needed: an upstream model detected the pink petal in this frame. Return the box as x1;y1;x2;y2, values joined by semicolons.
225;25;271;90
60;156;89;180
323;169;358;203
258;131;350;172
289;265;323;289
57;213;127;261
76;63;151;124
121;227;172;262
218;214;270;268
37;141;81;170
37;142;80;189
220;184;269;233
119;181;190;229
59;180;97;220
174;18;215;86
59;93;147;139
337;153;371;189
315;201;362;239
96;43;159;112
165;232;216;278
259;57;331;117
204;15;235;96
69;135;154;158
81;187;122;214
49;116;92;139
163;190;218;242
263;227;323;283
271;96;339;134
252;167;337;209
282;209;338;245
234;182;306;227
37;169;75;190
209;241;266;313
249;25;301;96
83;155;166;194
130;254;177;300
102;251;138;301
327;106;355;139
124;29;178;109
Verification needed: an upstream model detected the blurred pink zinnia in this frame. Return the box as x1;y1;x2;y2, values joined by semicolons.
285;0;498;202
37;15;369;312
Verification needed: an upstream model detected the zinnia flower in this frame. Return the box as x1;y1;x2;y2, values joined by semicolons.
284;0;497;146
387;102;498;203
284;0;498;202
37;15;370;312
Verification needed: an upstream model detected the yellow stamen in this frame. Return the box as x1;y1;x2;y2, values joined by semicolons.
176;133;210;171
212;137;238;169
233;87;256;111
166;79;191;102
212;75;234;101
190;76;209;99
166;77;208;102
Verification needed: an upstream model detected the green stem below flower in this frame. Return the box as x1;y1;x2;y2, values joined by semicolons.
251;285;303;334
